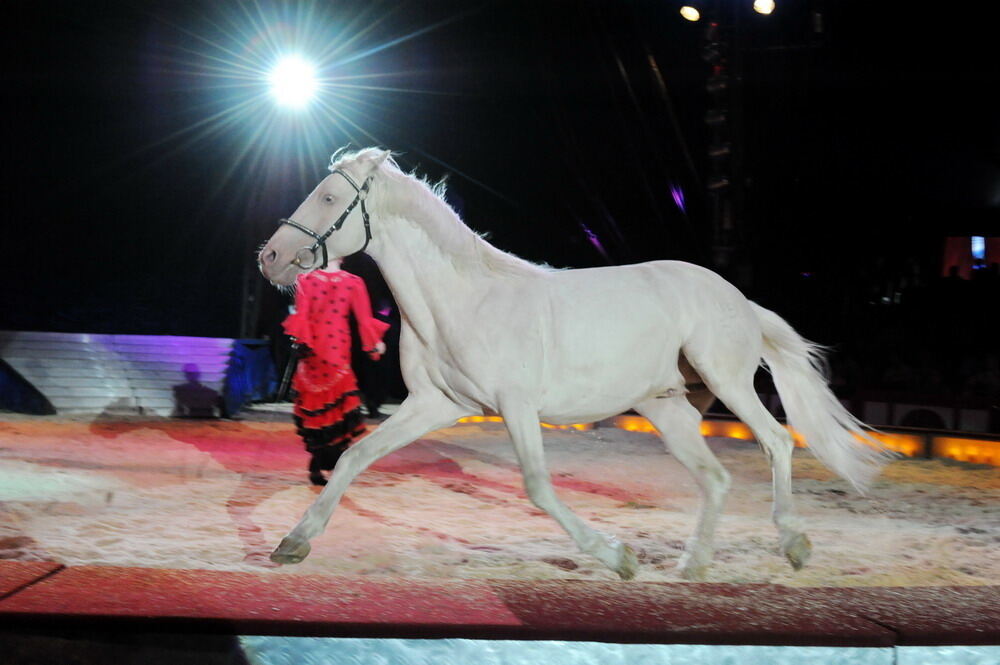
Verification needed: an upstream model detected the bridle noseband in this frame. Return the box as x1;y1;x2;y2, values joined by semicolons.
277;168;373;270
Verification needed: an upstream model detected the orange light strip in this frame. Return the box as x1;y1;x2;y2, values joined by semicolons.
868;431;925;458
614;415;759;442
700;420;754;441
456;415;998;467
458;416;504;424
933;436;1000;466
457;416;593;431
614;414;658;434
541;422;593;431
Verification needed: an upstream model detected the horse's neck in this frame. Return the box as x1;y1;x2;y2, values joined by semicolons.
368;212;488;343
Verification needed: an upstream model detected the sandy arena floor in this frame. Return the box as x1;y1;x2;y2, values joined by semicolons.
0;407;996;587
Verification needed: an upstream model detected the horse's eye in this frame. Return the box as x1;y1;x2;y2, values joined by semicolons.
323;194;335;203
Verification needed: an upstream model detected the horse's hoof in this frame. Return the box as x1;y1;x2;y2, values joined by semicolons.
677;550;710;581
783;532;812;571
679;563;708;581
615;543;639;581
270;536;311;565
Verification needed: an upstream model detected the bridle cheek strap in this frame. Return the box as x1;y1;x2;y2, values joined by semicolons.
278;169;373;269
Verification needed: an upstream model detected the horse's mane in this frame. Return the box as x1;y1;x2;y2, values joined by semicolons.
331;148;551;278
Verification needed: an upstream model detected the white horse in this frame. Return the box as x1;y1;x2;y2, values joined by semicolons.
258;148;891;580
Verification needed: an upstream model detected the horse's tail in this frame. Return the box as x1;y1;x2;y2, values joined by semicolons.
750;302;894;493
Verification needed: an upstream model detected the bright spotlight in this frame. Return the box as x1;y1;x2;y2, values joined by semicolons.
753;0;776;15
268;55;318;109
680;5;701;21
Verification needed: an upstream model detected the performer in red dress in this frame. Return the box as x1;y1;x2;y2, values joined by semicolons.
283;260;389;485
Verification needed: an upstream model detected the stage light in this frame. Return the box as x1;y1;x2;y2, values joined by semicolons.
706;175;731;191
708;142;732;158
706;73;729;94
680;6;701;21
753;0;776;15
705;109;727;126
268;55;319;109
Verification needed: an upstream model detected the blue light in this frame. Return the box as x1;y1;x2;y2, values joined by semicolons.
971;236;985;261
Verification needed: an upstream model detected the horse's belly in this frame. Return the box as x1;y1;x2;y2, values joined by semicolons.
537;348;683;424
539;404;639;426
539;390;654;425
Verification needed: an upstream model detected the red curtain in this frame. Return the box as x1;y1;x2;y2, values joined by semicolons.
986;237;1000;267
941;236;973;278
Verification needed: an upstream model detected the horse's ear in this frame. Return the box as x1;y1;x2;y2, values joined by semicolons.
358;148;391;174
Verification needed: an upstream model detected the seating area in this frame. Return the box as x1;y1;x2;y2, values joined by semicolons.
0;331;275;417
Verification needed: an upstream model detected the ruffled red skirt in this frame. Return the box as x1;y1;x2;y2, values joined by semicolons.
292;358;366;453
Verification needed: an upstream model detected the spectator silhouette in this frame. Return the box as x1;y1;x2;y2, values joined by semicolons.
172;363;222;418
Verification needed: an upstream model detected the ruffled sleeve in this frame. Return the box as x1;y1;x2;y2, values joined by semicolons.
348;274;390;357
282;274;316;348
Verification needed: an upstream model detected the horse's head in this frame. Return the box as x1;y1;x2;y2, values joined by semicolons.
258;148;391;286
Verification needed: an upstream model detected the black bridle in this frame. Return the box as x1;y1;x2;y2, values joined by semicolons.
277;168;373;270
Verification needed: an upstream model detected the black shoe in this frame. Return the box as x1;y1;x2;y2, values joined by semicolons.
308;455;329;486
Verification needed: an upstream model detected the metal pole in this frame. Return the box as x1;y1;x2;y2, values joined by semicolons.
276;343;299;401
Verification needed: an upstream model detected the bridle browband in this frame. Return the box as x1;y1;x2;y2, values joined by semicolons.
277;168;373;270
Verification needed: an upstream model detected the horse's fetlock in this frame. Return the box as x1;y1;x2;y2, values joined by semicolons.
716;467;732;491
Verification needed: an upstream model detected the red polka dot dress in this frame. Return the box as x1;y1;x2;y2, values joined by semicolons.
282;269;389;466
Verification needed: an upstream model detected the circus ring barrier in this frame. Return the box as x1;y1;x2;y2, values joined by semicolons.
0;413;997;664
611;414;1000;467
1;561;997;664
465;413;1000;467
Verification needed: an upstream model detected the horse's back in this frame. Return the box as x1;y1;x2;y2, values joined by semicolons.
530;260;758;422
544;259;752;329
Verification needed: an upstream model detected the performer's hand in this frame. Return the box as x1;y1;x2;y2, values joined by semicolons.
369;341;386;360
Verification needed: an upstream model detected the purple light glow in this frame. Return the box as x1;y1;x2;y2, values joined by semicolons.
580;224;609;259
669;182;686;214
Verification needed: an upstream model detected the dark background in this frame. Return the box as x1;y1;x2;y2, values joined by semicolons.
2;0;997;352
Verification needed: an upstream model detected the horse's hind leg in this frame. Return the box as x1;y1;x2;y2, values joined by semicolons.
680;351;716;415
501;399;638;580
685;384;715;415
634;396;730;581
700;376;811;571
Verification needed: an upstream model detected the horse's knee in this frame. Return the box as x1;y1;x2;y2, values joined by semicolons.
523;477;557;509
701;464;730;507
678;454;730;500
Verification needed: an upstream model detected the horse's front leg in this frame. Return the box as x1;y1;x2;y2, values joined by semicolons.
271;393;470;564
501;400;639;580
